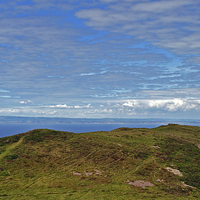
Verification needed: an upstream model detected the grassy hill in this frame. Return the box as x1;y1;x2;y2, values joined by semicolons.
0;124;200;199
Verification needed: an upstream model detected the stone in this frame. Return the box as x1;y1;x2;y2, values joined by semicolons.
166;167;183;177
127;180;154;189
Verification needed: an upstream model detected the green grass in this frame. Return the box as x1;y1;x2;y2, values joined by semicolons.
0;124;200;199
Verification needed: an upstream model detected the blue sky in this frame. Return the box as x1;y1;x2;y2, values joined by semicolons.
0;0;200;119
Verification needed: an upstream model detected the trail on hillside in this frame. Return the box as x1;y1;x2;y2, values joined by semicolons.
0;137;24;160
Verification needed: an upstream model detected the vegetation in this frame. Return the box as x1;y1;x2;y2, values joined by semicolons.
0;124;200;199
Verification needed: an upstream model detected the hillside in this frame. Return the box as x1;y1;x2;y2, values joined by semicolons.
0;124;200;199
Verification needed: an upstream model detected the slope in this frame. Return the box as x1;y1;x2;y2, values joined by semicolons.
0;124;199;199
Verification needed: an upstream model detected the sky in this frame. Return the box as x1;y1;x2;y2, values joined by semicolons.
0;0;200;119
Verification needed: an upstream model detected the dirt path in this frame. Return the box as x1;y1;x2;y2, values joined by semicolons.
0;137;24;160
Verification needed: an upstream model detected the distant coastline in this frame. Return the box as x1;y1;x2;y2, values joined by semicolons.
0;116;199;125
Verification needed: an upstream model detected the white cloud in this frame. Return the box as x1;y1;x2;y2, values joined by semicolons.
148;99;184;111
100;109;113;113
19;101;26;104
19;100;32;104
74;104;92;109
122;101;136;107
0;107;58;116
83;108;113;114
75;73;96;76
122;98;200;111
0;109;20;113
49;104;73;108
49;104;92;109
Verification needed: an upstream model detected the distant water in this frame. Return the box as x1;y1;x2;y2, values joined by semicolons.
0;123;165;138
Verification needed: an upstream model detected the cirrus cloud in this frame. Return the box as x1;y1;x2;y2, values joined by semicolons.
75;0;200;55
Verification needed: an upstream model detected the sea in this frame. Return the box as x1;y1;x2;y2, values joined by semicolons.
0;123;164;138
1;117;200;138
